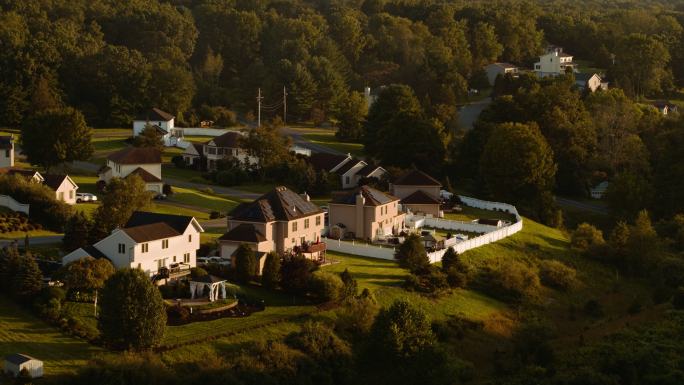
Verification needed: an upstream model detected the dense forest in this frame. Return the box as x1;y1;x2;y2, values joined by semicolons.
1;0;683;128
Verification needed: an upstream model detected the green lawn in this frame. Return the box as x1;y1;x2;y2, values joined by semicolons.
0;296;102;378
301;132;363;157
92;137;128;153
323;251;506;322
162;146;185;163
183;135;214;143
0;229;61;240
444;205;517;222
150;202;210;220
163;164;207;183
168;187;240;213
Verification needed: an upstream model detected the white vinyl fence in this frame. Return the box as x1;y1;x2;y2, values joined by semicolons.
323;195;523;263
180;128;237;136
0;195;29;214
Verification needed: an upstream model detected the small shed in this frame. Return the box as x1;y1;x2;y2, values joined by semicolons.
3;354;43;378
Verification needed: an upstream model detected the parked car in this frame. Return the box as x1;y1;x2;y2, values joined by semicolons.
154;193;167;200
76;192;98;203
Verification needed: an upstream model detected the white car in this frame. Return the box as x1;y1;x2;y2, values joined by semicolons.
76;193;98;203
440;190;454;200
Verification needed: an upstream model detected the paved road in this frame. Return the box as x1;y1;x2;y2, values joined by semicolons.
556;197;609;215
280;126;345;156
458;97;492;130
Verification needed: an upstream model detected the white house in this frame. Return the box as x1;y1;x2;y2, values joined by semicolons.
43;174;78;205
1;169;44;183
98;147;163;193
133;108;184;147
652;101;678;115
534;47;577;78
484;63;519;86
308;153;388;189
0;135;14;168
3;354;43;379
62;212;204;281
590;181;609;199
575;73;608;92
182;131;257;171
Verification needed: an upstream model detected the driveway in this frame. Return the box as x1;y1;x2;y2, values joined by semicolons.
280;126;345;155
458;97;492;131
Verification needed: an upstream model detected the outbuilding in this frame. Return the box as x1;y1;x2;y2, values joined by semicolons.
3;354;43;378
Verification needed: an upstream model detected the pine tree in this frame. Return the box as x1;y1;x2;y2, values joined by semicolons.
261;252;281;289
234;244;256;284
62;212;91;252
12;254;43;299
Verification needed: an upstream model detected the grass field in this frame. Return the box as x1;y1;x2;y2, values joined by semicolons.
0;297;101;378
300;131;363;157
150;202;210;220
445;205;517;222
168;187;240;213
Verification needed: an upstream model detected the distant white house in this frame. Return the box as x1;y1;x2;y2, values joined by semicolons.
484;63;519;86
534;47;577;78
182;131;257;171
575;73;608;93
98;147;163;193
0;135;15;168
652;101;678;115
43;174;79;205
309;153;388;189
63;212;204;281
590;181;609;199
133;108;184;147
3;354;43;379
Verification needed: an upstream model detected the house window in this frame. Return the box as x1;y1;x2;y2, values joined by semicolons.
300;237;305;245
142;243;149;253
4;150;8;157
173;255;177;263
188;234;192;243
157;259;166;269
58;192;64;201
291;238;295;245
118;244;125;254
345;176;350;185
69;190;74;199
316;216;321;226
208;147;216;155
292;221;298;232
304;218;309;229
184;253;190;263
162;239;169;249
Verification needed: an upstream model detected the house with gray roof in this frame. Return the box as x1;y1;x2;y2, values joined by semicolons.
133;107;184;147
98;147;163;193
390;169;443;217
218;186;327;269
308;152;388;189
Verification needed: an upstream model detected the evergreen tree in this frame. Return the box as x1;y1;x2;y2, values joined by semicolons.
99;268;166;350
132;124;164;151
93;175;152;233
261;252;281;289
394;234;429;274
234;244;256;284
12;254;43;300
62;212;91;252
339;268;358;300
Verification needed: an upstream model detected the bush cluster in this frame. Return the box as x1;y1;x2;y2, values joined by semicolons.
0;212;42;233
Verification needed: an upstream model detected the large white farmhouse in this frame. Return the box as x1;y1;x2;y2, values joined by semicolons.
98;147;163;193
534;47;576;78
62;212;204;281
133;108;183;147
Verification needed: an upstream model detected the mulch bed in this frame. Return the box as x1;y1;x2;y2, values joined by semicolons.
166;303;264;326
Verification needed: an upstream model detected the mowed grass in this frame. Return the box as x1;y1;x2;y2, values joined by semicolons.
168;187;240;213
300;132;363;157
444;205;517;222
150;202;210;220
323;251;506;322
0;296;102;377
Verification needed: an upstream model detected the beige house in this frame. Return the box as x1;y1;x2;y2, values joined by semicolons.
328;185;405;240
0;135;14;168
484;63;519;85
219;186;326;271
390;170;443;217
63;212;204;281
182;131;257;170
98;147;163;193
575;73;608;92
43;174;78;205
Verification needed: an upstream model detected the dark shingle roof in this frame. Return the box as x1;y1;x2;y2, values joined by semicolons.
393;170;441;187
127;167;162;183
82;245;110;260
151;124;168;135
4;354;36;365
575;72;599;82
135;108;174;122
122;222;180;243
401;190;441;205
331;185;399;206
107;147;161;164
208;132;242;148
218;224;266;243
125;211;195;234
309;153;350;172
42;174;69;190
229;186;322;222
0;136;13;150
336;159;365;175
357;164;385;178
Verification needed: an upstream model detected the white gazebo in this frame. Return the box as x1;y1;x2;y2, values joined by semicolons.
189;275;227;302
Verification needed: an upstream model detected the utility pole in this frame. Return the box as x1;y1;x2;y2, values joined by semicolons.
283;86;288;125
257;88;263;127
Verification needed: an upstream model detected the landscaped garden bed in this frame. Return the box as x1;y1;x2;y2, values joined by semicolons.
166;300;264;326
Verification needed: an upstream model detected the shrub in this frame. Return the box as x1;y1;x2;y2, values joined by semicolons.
404;267;449;295
171;155;185;169
339;269;358;300
162;184;173;195
571;223;605;253
673;287;684;310
234;244;256;283
446;268;468;288
190;267;208;280
628;299;643;314
166;305;190;322
209;210;221;219
309;271;344;302
39;286;66;304
395;233;429;274
477;258;541;302
0;174;72;231
335;295;379;335
280;255;315;295
261;252;281;289
538;260;577;290
584;299;604;318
